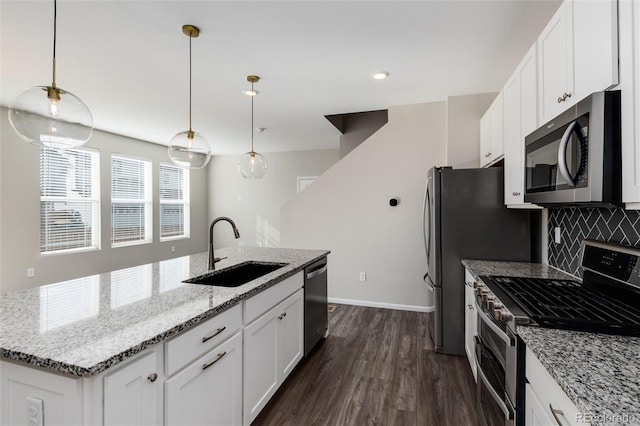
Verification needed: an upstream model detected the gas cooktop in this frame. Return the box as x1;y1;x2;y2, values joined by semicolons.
475;239;640;337
479;275;640;336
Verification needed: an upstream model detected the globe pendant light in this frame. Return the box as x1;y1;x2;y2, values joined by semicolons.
238;75;267;179
8;0;93;149
168;25;212;169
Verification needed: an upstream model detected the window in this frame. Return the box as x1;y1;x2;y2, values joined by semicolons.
40;147;100;254
159;163;190;240
111;155;152;246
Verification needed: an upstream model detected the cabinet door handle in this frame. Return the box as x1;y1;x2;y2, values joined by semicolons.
202;326;226;343
147;373;158;382
557;92;572;103
202;351;227;370
467;304;474;310
484;152;492;158
278;312;288;320
549;404;569;426
512;191;520;196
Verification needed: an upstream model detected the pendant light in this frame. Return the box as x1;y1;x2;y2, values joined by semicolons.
168;25;212;169
8;0;93;149
238;75;267;179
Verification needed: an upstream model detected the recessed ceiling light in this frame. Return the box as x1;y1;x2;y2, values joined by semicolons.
372;71;389;80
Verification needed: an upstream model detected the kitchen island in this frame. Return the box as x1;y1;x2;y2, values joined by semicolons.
463;260;640;426
0;246;329;425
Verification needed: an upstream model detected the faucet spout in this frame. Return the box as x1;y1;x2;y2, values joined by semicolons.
209;217;241;270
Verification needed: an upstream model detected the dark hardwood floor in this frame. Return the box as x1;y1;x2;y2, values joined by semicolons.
253;304;477;426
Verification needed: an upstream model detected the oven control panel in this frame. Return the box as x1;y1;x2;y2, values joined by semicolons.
581;239;640;290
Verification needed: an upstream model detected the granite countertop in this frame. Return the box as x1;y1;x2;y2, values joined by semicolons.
463;259;640;426
0;247;329;378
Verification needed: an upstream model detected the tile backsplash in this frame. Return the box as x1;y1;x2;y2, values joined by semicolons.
548;207;640;277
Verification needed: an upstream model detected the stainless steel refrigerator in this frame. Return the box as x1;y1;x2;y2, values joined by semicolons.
422;166;536;356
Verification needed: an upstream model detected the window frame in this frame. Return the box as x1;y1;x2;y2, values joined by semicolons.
110;154;153;248
159;163;190;241
40;146;101;256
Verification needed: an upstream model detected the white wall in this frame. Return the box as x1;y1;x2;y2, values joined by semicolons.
447;92;498;168
0;108;208;294
281;102;447;310
207;149;339;249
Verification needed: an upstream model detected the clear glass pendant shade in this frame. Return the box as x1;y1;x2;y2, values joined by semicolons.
168;130;211;169
237;151;267;179
8;85;93;149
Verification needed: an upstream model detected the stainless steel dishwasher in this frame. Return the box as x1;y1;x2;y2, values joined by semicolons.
304;257;328;356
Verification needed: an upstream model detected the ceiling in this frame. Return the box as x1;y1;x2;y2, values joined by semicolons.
0;1;561;155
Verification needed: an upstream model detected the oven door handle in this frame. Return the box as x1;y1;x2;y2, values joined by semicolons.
558;120;578;187
475;300;514;347
475;339;514;420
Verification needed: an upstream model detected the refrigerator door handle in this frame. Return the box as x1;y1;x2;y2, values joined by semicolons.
423;273;434;292
422;176;432;280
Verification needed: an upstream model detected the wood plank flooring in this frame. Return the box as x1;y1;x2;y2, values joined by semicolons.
253;304;477;426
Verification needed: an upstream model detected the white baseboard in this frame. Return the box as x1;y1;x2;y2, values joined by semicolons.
328;297;433;313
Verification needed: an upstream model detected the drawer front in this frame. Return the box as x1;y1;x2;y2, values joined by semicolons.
165;304;242;377
244;271;303;324
525;348;589;425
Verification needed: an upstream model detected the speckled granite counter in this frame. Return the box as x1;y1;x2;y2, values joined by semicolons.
463;259;640;426
0;247;329;377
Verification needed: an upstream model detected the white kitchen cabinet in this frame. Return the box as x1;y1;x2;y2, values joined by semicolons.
165;331;242;426
572;0;618;102
480;91;504;167
243;288;304;425
538;1;574;124
525;347;589;426
504;43;542;209
463;269;477;382
0;360;83;425
620;0;640;207
103;349;163;426
538;0;619;125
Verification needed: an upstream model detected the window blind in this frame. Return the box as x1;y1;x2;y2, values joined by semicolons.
159;163;189;239
40;147;100;253
111;155;152;246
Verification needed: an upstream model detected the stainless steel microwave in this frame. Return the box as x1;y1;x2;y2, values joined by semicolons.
524;91;621;207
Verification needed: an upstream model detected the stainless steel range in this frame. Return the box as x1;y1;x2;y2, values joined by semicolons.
473;239;640;426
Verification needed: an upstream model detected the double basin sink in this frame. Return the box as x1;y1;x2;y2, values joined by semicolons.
183;261;288;287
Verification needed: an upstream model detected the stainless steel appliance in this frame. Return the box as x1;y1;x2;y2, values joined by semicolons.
422;166;535;355
304;257;328;356
524;90;621;207
473;239;640;426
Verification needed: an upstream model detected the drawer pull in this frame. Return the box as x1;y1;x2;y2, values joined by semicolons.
549;404;568;426
484;152;492;158
202;326;226;343
468;304;474;310
278;312;287;320
147;373;158;382
512;191;520;196
557;92;572;103
202;351;227;370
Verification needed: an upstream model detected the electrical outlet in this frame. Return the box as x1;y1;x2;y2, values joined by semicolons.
27;268;35;278
554;227;562;244
27;396;44;426
359;272;366;282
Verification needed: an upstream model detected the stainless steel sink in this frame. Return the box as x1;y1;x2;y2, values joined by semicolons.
184;261;288;287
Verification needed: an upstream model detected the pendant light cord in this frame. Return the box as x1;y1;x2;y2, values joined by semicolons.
188;30;193;133
251;81;254;153
52;0;57;88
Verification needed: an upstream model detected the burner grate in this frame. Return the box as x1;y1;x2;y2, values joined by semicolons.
484;276;640;336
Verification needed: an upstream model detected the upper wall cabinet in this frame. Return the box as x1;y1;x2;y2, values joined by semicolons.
480;92;504;167
504;44;541;209
538;0;619;125
620;0;640;207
